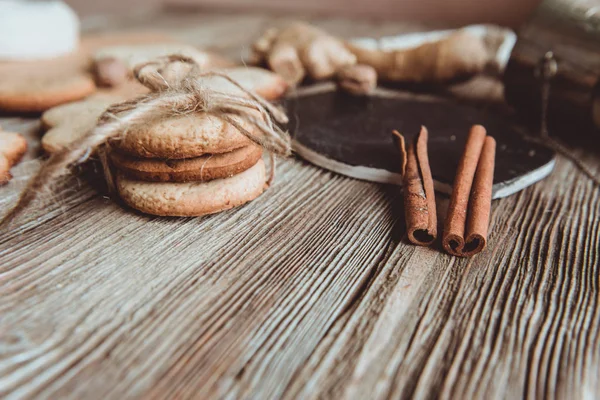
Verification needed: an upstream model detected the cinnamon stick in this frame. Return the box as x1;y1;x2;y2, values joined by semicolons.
393;127;437;246
443;125;496;257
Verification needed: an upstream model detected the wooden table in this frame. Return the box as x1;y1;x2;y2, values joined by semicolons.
1;10;599;400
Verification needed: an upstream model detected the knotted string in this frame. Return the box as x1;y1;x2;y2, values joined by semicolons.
3;55;291;224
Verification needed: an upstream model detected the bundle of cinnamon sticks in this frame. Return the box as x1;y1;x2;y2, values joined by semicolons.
393;124;496;257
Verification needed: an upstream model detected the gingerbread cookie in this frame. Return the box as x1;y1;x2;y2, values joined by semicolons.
0;129;28;184
112;112;259;159
40;83;155;154
132;64;287;100
41;97;120;154
0;32;175;112
0;54;96;112
204;67;288;100
0;155;10;185
116;158;266;216
110;68;286;159
109;144;262;182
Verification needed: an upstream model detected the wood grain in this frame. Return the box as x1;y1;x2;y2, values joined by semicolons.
1;11;600;400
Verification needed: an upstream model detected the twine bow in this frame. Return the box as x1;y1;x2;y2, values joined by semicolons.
4;55;292;224
100;55;291;157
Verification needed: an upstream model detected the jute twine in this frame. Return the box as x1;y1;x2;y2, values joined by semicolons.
3;55;291;224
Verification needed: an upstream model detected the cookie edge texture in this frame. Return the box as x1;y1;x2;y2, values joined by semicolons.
117;158;266;216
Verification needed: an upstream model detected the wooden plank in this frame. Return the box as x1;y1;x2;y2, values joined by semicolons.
1;159;397;398
1;10;600;400
2;148;598;398
284;155;600;400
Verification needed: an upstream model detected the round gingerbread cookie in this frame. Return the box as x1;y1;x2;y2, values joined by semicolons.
0;53;96;112
0;32;176;113
136;65;287;101
111;112;258;159
109;145;262;182
116;158;266;216
111;68;285;159
204;67;288;100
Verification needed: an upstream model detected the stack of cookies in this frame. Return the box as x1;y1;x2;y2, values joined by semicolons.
106;71;288;217
108;114;266;217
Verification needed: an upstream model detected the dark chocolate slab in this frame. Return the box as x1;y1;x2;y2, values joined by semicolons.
286;85;555;199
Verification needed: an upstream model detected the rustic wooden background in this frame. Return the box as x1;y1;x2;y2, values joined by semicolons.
1;10;600;400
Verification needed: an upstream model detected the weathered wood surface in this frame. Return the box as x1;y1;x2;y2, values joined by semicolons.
1;11;600;400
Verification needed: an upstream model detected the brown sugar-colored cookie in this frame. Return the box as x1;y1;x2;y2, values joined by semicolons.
116;159;266;217
0;32;175;113
109;144;262;182
0;55;96;112
41;84;151;155
206;67;288;100
0;155;10;185
111;113;258;159
41;97;120;154
0;130;28;184
40;74;275;158
111;68;285;159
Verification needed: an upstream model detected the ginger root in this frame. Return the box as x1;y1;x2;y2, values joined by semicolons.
250;22;356;86
346;30;489;83
252;22;494;87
